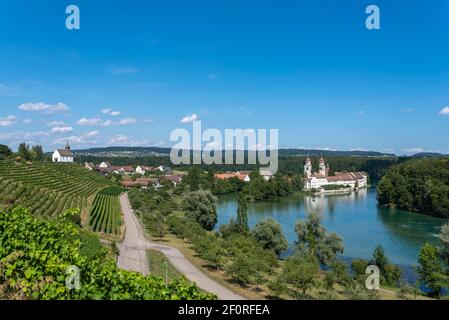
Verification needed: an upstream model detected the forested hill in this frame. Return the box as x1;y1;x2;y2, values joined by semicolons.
71;147;395;157
377;158;449;218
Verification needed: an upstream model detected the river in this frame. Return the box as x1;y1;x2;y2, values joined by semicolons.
216;188;448;277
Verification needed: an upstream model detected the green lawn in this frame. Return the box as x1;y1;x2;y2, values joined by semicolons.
147;249;181;282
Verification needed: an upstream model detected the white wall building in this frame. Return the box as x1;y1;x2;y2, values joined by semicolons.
304;157;368;190
52;142;74;163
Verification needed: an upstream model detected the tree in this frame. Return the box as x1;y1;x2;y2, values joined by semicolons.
0;144;12;159
369;245;401;286
324;260;351;290
236;195;249;233
370;245;389;272
201;238;224;270
295;213;343;265
17;142;31;161
291;174;304;192
145;214;166;240
31;145;44;160
225;254;255;286
185;166;201;191
438;223;449;262
182;190;218;230
281;253;320;297
417;243;446;297
252;218;288;256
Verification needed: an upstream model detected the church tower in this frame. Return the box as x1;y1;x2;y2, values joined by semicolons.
65;140;71;151
304;157;312;178
319;157;327;176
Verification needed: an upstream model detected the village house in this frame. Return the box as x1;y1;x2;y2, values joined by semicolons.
214;171;251;182
111;166;134;175
98;161;111;169
121;177;160;189
84;162;95;170
52;142;74;163
304;157;368;190
160;175;183;186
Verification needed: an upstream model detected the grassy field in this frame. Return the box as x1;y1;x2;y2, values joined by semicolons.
0;160;124;236
147;249;181;282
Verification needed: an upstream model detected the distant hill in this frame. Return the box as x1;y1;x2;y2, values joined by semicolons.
411;152;446;158
72;146;396;158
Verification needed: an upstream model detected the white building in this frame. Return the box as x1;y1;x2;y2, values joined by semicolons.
52;142;74;163
260;169;274;181
304;157;368;190
99;161;111;169
136;165;146;175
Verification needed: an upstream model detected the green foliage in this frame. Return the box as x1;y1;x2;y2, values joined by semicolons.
351;259;369;278
0;160;113;217
369;245;402;287
236;195;249;233
0;207;214;300
0;144;12;159
225;254;255;286
252;218;288;256
89;186;126;234
377;158;449;218
295;213;344;265
182;190;218;230
324;260;351;290
280;252;320;297
17;142;31;161
417;243;447;297
184;166;202;191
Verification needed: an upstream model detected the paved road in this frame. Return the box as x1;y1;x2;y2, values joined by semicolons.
117;193;245;300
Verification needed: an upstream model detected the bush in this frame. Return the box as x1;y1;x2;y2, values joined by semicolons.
0;207;215;300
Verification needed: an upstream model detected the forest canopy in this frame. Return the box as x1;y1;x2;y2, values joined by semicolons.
377;158;449;218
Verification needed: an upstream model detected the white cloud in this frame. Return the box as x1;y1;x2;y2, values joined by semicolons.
46;121;65;127
76;117;104;126
144;117;155;123
77;117;135;126
0;115;17;127
22;119;32;124
439;106;449;116
18;102;69;114
110;66;139;75
102;108;121;116
180;114;198;123
51;126;74;134
118;117;136;125
86;131;100;137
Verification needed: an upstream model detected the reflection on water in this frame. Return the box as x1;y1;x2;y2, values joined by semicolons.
217;188;448;268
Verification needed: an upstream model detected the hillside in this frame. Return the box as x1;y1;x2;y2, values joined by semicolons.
70;146;396;158
0;160;115;219
377;158;449;218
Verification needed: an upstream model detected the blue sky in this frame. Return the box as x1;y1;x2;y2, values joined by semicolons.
0;0;448;154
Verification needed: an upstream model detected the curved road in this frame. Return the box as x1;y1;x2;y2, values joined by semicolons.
117;193;245;300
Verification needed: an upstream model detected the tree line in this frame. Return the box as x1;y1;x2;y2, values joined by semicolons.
377;158;449;218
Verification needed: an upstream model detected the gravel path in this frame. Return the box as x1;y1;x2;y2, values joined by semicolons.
117;193;245;300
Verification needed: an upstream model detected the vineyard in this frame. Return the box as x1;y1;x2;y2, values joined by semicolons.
0;160;114;218
89;186;126;234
